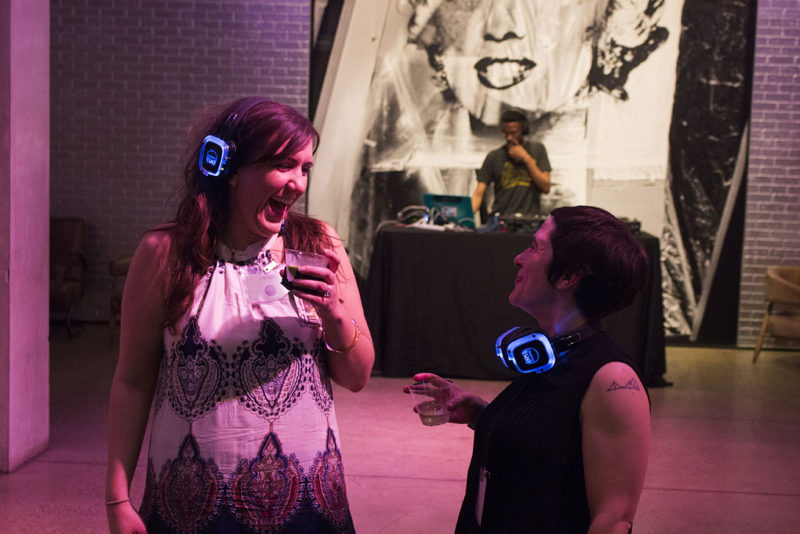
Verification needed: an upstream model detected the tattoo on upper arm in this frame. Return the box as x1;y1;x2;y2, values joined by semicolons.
607;378;641;392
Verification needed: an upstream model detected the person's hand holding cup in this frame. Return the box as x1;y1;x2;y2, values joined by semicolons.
405;376;454;426
281;248;342;325
404;373;488;428
282;248;330;293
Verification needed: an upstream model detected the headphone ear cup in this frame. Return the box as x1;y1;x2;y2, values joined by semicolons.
199;135;233;178
522;121;529;135
198;97;266;179
495;327;556;374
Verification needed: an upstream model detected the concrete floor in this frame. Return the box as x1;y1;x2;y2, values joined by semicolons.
1;323;799;533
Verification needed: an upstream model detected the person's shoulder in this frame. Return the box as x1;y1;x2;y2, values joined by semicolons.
129;226;174;279
300;215;340;240
592;361;644;392
319;220;347;251
526;139;547;151
318;219;338;236
583;360;650;428
580;333;645;393
293;214;344;248
138;227;173;257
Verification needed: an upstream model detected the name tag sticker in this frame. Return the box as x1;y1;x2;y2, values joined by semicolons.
243;268;288;305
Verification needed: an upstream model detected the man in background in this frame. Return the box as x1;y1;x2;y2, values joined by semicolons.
472;110;551;218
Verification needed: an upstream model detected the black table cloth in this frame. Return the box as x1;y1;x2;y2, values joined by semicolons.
364;224;667;387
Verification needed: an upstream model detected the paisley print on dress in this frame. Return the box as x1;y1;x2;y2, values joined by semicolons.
234;318;304;419
157;434;222;533
167;317;226;420
228;431;303;531
306;337;334;415
309;427;349;526
142;240;355;532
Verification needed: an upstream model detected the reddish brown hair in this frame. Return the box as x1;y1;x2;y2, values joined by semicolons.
158;98;332;331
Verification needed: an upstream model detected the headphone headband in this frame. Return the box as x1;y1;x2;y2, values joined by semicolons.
199;97;268;179
501;109;529;135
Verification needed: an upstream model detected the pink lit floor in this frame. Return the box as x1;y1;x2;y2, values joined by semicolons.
1;324;799;533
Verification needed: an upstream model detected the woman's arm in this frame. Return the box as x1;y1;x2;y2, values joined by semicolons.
292;224;374;392
581;361;651;534
105;231;170;533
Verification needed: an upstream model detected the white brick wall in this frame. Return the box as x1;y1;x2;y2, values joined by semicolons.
50;0;310;321
738;0;800;347
49;1;800;348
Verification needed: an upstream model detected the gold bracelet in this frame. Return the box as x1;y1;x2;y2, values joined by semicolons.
105;498;130;506
324;318;360;353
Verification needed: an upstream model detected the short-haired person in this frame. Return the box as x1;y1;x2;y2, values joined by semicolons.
471;110;552;218
408;206;650;533
105;98;374;533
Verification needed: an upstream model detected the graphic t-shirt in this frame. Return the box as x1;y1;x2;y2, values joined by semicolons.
477;141;551;216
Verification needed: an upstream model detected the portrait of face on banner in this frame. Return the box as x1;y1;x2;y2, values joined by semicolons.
408;0;610;123
340;0;677;277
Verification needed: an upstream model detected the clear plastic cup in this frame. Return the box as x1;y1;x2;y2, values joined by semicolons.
408;379;453;426
283;249;329;283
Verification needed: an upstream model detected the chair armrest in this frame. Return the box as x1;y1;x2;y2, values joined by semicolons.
766;266;800;304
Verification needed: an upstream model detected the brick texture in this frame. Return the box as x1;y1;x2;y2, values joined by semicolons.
738;1;800;348
49;1;800;348
50;0;310;320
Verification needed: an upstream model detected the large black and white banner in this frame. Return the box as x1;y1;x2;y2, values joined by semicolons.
310;0;753;338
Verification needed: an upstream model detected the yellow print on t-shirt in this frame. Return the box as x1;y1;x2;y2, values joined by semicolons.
499;161;532;191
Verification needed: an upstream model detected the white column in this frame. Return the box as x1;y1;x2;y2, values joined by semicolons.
0;0;50;472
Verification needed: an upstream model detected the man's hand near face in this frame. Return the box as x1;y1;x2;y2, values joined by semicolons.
508;138;551;194
508;141;533;164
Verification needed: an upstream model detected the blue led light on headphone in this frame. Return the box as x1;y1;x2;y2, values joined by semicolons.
199;135;230;177
495;322;602;374
198;97;268;179
495;327;556;374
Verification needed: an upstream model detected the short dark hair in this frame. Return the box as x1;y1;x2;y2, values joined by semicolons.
548;206;648;320
500;109;527;125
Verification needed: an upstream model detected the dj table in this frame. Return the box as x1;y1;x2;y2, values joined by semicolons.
363;225;667;386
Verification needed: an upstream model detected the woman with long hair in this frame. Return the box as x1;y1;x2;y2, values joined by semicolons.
105;97;373;533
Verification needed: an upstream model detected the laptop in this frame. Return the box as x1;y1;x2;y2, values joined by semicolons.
423;193;475;228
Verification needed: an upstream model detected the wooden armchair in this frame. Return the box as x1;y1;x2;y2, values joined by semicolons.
753;265;800;363
50;218;88;337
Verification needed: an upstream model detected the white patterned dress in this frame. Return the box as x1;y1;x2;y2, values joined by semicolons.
139;238;355;533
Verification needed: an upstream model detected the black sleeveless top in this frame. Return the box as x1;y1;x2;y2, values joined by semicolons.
455;330;645;533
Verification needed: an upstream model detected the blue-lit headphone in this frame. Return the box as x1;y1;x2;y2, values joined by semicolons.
495;322;602;374
199;97;267;179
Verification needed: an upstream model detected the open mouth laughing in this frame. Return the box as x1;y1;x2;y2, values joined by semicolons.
265;195;296;221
